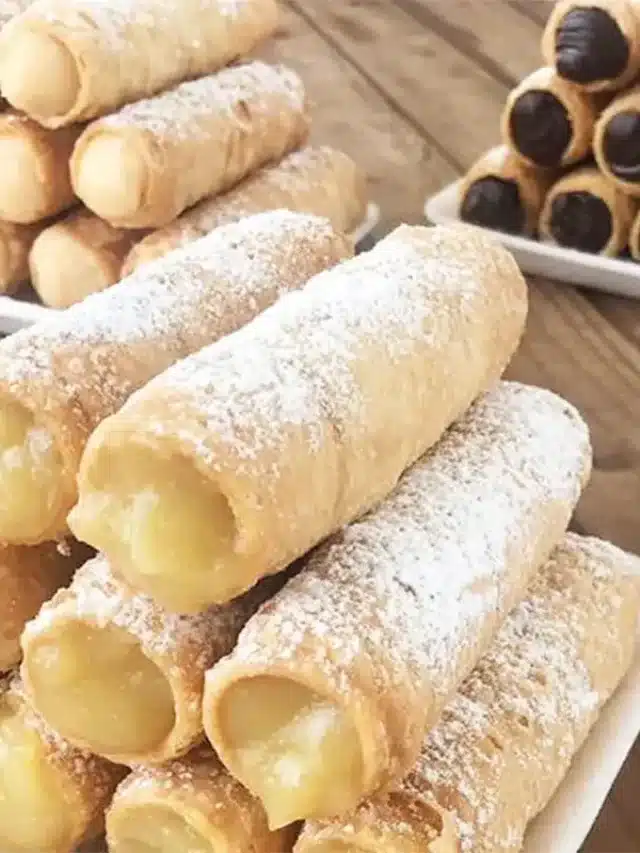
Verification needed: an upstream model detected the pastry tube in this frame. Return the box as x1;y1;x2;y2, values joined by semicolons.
502;67;598;168
0;219;44;293
0;0;278;128
459;144;553;237
0;539;91;672
201;381;591;828
0;675;126;853
69;224;528;614
539;165;638;255
106;746;299;853
20;553;289;766
542;0;640;92
30;209;147;308
71;61;310;228
0;0;33;30
0;210;350;546
295;533;640;853
628;205;640;257
594;84;640;195
122;145;367;275
0;111;81;223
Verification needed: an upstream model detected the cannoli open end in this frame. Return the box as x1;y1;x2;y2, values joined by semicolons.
0;135;51;224
109;804;214;853
213;676;363;829
0;697;75;852
0;399;65;543
24;621;175;759
73;134;148;222
0;31;79;121
69;449;248;613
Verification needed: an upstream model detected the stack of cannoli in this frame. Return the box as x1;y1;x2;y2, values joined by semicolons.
0;202;634;853
458;0;640;261
0;0;369;307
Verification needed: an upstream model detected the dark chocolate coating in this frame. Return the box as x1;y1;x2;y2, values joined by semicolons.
554;8;629;84
460;177;526;235
602;110;640;182
549;190;613;252
509;90;572;167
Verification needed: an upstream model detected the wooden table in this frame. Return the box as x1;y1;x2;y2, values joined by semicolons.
262;1;640;849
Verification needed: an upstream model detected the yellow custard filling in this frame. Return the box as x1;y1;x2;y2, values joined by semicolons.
109;805;213;853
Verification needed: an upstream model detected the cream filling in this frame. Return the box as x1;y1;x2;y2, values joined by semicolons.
109;805;213;853
73;134;147;222
217;676;363;828
25;621;175;759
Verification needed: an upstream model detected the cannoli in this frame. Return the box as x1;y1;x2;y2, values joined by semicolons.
71;61;310;229
199;381;592;828
0;219;44;293
20;554;285;766
30;209;147;309
0;539;90;672
106;746;299;853
0;0;278;128
594;84;640;194
459;145;553;236
0;210;350;546
501;67;597;168
0;111;81;223
542;0;640;92
0;674;126;853
295;533;640;853
539;165;638;255
628;205;640;257
123;145;367;275
0;0;33;29
69;224;528;614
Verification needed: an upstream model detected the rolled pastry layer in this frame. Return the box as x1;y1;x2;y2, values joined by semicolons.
295;533;640;853
0;111;81;223
202;381;591;828
0;0;278;127
106;746;299;853
0;675;126;853
123;145;367;275
542;0;640;92
20;553;284;765
71;61;310;228
30;209;147;308
0;210;350;546
502;66;598;168
69;224;528;614
0;219;44;294
459;144;553;236
0;0;33;30
0;538;90;672
539;165;638;255
594;83;640;194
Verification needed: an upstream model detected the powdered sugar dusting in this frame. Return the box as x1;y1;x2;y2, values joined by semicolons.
0;0;31;28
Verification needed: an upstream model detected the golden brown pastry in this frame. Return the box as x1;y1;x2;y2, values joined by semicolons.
459;144;553;236
69;224;528;614
539;165;638;255
542;0;640;92
0;210;350;546
627;205;640;257
71;61;310;228
0;0;278;128
0;111;81;223
0;674;126;853
594;83;640;195
201;381;591;828
0;539;90;672
20;554;285;766
106;746;299;853
29;209;147;308
123;145;367;275
0;219;44;293
295;533;640;853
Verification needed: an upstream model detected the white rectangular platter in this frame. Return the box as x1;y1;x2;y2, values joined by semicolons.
0;203;381;336
426;180;640;300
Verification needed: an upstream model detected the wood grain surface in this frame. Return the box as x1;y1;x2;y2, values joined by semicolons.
261;2;640;848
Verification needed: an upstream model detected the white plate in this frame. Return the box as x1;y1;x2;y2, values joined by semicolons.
425;180;640;300
0;203;381;336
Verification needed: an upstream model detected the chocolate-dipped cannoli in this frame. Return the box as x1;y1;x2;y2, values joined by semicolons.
539;165;637;255
502;67;598;168
594;84;640;194
459;145;553;236
542;0;640;92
